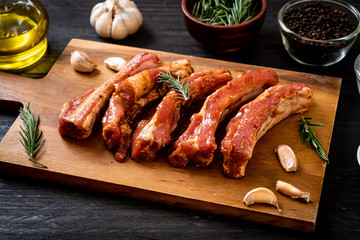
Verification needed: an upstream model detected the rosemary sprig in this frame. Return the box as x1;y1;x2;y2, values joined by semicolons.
19;103;47;168
157;71;196;101
192;0;259;26
297;117;329;164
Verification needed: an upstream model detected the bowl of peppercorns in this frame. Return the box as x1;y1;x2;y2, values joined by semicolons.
278;0;360;66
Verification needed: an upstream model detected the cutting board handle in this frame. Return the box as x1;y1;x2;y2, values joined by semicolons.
0;100;23;113
0;71;43;110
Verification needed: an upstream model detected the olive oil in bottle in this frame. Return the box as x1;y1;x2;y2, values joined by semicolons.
0;0;49;70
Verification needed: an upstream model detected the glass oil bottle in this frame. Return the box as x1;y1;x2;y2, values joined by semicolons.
0;0;49;70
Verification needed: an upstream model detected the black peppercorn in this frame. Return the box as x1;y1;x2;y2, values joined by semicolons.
283;2;356;40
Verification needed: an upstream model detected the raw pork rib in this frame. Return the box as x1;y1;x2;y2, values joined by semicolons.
131;68;233;161
102;59;193;161
58;52;160;139
168;69;279;168
221;83;314;178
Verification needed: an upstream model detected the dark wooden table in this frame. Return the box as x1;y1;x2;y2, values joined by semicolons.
1;0;359;239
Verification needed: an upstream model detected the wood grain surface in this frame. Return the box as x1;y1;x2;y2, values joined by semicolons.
0;39;341;232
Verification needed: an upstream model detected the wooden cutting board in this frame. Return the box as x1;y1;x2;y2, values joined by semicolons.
0;39;341;232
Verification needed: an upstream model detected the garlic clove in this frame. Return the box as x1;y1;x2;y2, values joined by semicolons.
118;0;137;9
275;145;298;172
243;187;281;212
104;57;127;71
114;2;143;28
111;15;128;40
95;10;113;38
104;0;115;11
124;9;142;34
275;180;310;203
113;1;123;14
90;2;105;27
70;50;96;73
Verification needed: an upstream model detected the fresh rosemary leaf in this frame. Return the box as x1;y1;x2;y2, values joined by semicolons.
297;117;329;164
192;0;259;26
157;71;195;101
19;103;47;168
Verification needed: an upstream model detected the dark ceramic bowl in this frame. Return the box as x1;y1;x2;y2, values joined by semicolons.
182;0;267;53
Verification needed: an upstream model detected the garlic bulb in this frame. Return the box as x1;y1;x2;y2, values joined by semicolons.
90;0;143;40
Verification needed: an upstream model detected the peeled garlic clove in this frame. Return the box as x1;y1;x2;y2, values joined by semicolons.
276;180;310;203
275;145;298;172
104;57;127;71
243;187;281;212
70;50;96;73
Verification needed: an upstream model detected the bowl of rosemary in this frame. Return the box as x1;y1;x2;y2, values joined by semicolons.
182;0;267;53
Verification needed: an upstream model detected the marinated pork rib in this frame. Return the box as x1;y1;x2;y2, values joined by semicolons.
168;69;279;168
58;52;160;139
131;68;233;161
221;83;314;178
102;59;193;161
